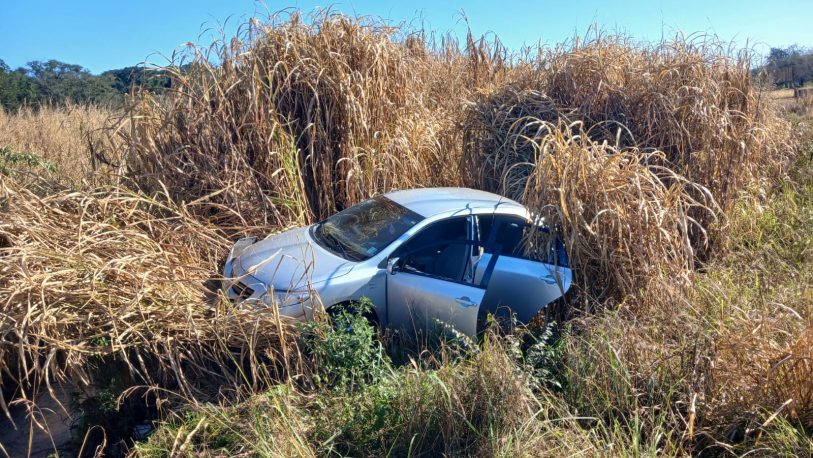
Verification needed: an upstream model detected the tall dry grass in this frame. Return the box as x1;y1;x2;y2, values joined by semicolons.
0;104;118;185
507;120;716;302
701;156;813;443
123;12;506;230
0;177;306;428
0;10;806;456
549;36;790;210
464;34;793;265
555;146;813;454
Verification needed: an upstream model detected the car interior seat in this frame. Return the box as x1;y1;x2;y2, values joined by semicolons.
433;242;469;282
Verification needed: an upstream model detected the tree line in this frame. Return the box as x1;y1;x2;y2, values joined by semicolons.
4;45;812;111
764;45;813;88
0;59;171;111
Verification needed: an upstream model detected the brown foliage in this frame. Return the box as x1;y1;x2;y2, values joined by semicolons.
123;12;506;230
0;177;304;422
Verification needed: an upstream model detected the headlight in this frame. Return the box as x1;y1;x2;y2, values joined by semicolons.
228;236;257;260
224;237;258;279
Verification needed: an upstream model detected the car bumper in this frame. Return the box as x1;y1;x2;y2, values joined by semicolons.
222;241;312;321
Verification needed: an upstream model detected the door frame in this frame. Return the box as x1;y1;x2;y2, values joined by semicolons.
388;238;500;289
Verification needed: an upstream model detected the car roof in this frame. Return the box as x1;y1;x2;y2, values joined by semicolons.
384;187;526;218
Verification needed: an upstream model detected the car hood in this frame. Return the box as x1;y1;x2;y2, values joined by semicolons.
231;226;356;291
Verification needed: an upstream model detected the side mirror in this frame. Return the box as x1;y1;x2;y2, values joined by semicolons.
386;257;400;275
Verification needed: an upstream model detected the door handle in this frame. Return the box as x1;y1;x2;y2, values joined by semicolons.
540;274;557;285
455;296;478;308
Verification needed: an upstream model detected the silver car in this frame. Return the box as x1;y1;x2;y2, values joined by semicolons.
222;188;572;336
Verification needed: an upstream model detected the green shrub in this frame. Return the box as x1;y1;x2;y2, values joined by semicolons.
298;298;390;391
0;146;57;176
514;321;568;391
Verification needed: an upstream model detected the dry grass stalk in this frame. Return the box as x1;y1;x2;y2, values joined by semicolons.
464;34;794;264
0;176;304;425
768;327;813;428
466;117;717;302
539;35;793;212
122;11;504;230
0;104;120;185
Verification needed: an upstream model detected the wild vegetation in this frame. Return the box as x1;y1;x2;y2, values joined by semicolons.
763;45;813;88
0;103;117;185
0;59;170;110
0;10;811;457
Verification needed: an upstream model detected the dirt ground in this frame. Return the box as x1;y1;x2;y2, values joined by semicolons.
0;384;74;458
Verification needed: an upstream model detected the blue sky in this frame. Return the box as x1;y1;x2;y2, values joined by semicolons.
1;0;811;74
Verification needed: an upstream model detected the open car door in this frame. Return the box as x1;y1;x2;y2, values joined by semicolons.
385;216;493;338
473;214;572;323
385;213;571;338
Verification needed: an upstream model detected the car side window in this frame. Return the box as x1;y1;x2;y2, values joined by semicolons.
477;214;527;257
476;214;569;266
395;217;472;283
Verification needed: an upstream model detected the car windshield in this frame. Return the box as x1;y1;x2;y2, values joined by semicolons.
311;196;424;261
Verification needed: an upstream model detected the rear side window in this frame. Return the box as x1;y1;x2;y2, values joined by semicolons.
477;215;526;257
477;214;569;267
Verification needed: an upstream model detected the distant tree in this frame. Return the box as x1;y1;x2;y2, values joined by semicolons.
768;47;790;65
764;45;813;88
102;66;171;94
27;60;121;105
0;59;176;110
0;59;41;110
